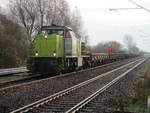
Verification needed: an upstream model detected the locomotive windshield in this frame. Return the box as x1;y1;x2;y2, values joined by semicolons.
41;25;73;38
41;29;64;36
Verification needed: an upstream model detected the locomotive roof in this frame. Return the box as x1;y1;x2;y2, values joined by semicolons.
42;25;72;31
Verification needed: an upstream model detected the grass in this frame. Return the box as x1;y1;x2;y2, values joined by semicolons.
126;64;150;113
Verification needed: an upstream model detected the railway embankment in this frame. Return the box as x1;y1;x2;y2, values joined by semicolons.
124;60;150;113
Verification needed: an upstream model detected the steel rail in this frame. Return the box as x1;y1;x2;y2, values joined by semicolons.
0;57;135;91
10;58;143;113
66;59;146;113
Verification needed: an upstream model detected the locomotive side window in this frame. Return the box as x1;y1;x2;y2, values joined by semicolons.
48;30;53;34
48;30;57;35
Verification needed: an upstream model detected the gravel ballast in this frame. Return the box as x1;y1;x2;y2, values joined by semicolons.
0;57;143;113
77;58;149;113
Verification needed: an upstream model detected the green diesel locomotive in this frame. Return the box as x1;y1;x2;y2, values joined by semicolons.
27;25;90;74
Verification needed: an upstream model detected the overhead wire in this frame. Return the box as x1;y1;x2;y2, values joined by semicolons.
128;0;150;13
107;0;150;50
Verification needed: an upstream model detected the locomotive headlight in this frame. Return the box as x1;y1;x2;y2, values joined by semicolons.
35;51;39;56
53;53;56;56
53;52;56;56
44;35;47;39
35;53;39;56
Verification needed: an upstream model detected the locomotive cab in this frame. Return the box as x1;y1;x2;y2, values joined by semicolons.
27;25;66;74
27;25;83;74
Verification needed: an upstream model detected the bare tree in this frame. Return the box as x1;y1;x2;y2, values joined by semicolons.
124;34;140;54
58;0;71;26
35;0;47;32
70;7;83;38
9;0;71;34
9;0;88;45
9;0;37;42
124;35;135;49
45;0;71;26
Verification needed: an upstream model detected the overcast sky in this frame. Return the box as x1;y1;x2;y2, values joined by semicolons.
1;0;150;52
67;0;150;52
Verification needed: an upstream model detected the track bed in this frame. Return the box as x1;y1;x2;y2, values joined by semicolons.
0;57;146;113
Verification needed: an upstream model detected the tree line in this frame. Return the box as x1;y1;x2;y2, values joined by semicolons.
90;35;143;55
0;13;29;68
0;0;143;68
91;41;122;53
9;0;88;42
0;0;88;68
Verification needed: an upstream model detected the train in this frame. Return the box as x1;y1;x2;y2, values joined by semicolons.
27;25;137;75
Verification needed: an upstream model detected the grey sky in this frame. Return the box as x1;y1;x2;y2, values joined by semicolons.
1;0;150;52
67;0;150;52
1;0;8;7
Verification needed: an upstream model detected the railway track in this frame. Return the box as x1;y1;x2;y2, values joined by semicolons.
10;58;146;113
0;57;145;113
0;57;139;89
